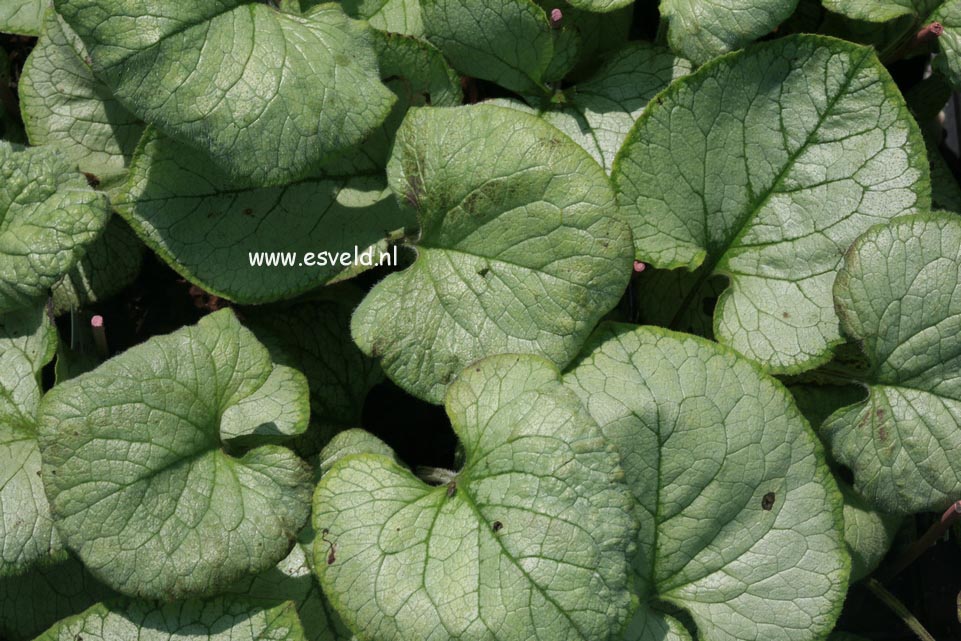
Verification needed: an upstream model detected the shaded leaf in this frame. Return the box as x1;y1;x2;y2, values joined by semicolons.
420;0;555;93
19;10;144;181
660;0;800;65
0;554;114;641
117;128;411;304
245;294;384;457
50;214;144;315
840;482;901;581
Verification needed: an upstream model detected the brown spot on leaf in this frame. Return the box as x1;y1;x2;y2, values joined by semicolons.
446;480;457;498
782;312;790;319
321;528;337;565
242;208;254;217
761;492;776;511
492;521;503;532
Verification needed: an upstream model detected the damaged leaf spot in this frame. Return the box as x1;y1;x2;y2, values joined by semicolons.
762;492;776;511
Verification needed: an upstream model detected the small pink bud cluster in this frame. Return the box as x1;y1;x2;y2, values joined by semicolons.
549;8;563;28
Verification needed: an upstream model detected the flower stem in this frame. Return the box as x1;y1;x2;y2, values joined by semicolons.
865;579;937;641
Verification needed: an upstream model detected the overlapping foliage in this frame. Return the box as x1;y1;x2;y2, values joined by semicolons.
2;0;960;640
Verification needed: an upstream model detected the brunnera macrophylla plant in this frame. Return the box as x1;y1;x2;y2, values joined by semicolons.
1;0;961;639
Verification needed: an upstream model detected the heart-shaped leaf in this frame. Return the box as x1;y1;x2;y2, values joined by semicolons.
19;10;144;182
314;355;637;641
38;309;313;599
0;305;60;576
612;35;929;374
563;323;848;641
352;104;633;403
496;43;691;173
0;141;110;314
823;212;961;513
33;597;307;641
53;0;395;187
660;0;801;65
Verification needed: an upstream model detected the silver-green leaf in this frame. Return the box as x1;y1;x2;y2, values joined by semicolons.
352;104;634;403
0;304;60;576
340;0;423;36
822;0;941;22
19;10;144;182
0;141;110;314
660;0;800;65
33;597;308;641
563;324;849;641
420;0;556;93
117;128;411;304
53;0;396;186
0;0;42;35
494;43;692;173
37;309;313;599
823;212;961;514
612;35;929;374
314;355;636;641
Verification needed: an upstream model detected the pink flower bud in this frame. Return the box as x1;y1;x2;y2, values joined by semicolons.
549;8;563;27
633;261;647;273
